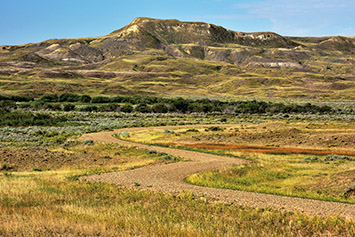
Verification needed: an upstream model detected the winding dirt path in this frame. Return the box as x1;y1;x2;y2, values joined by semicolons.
80;124;355;220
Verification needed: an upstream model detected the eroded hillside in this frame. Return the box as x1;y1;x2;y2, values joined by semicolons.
0;17;354;100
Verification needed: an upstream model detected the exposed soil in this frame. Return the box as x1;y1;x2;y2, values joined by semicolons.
80;124;355;220
0;148;83;171
0;147;156;171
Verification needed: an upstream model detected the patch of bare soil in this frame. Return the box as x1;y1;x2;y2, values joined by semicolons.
80;124;355;220
0;148;144;171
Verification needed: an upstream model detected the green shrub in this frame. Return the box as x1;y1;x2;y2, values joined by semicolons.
62;104;75;111
0;95;34;102
59;93;81;102
80;95;92;103
47;104;61;111
0;109;66;126
135;104;151;113
121;104;133;113
172;97;189;113
205;126;224;132
40;94;58;102
82;140;94;145
152;103;169;113
79;105;98;112
91;96;111;103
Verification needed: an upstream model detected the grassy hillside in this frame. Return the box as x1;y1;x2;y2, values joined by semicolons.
0;18;354;101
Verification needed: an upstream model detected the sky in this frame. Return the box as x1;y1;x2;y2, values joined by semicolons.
1;0;354;45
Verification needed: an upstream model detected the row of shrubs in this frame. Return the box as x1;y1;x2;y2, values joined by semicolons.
0;109;66;126
1;93;334;114
232;101;333;114
0;95;34;102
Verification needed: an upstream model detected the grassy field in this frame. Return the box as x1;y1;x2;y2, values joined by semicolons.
1;50;355;101
1;143;355;236
1;112;355;235
125;121;355;203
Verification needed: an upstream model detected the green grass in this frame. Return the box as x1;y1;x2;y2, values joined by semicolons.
1;46;355;101
185;151;355;204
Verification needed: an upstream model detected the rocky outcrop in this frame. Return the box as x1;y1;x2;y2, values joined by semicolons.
0;17;354;72
105;17;298;49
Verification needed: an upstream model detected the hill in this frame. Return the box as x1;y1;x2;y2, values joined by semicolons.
0;17;354;101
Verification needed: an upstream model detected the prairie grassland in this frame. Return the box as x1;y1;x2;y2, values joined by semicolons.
0;143;181;172
126;121;355;203
127;121;355;150
1;172;355;236
186;152;355;203
1;119;355;235
1;151;355;236
2;51;355;100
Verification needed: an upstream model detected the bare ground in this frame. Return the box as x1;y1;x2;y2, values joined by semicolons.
80;124;355;220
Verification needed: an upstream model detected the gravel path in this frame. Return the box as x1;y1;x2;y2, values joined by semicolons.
80;125;355;220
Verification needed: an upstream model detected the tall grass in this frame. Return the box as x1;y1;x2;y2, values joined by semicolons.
1;171;354;236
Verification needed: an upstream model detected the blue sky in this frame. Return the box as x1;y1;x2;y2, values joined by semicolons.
1;0;354;45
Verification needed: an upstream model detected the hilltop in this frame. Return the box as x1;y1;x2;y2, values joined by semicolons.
0;17;354;101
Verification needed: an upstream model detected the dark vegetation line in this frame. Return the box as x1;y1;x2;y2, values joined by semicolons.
1;93;339;114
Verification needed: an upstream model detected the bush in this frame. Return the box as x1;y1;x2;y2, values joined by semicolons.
9;95;34;102
118;132;130;138
325;155;353;161
82;140;94;145
80;95;92;103
172;97;189;113
152;103;169;113
110;96;125;103
91;96;111;103
62;104;75;111
40;94;58;102
121;104;133;113
0;100;16;109
59;93;81;102
79;105;98;112
0;109;66;126
0;163;13;171
205;126;224;132
0;95;34;102
98;104;119;112
135;104;151;113
47;104;61;111
0;95;9;101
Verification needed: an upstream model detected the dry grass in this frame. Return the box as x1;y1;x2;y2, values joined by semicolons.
0;143;176;172
1;119;355;235
167;143;355;156
128;121;355;150
1;169;355;236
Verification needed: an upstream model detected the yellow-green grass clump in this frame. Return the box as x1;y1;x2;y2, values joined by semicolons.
186;154;355;203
